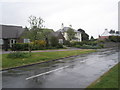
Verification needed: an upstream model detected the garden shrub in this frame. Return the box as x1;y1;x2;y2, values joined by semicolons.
50;36;59;47
56;44;63;48
7;52;31;58
63;40;71;47
75;45;81;48
12;43;29;51
97;40;105;43
71;40;99;48
87;41;98;46
109;36;120;42
98;44;104;48
79;45;93;49
32;40;46;50
33;40;46;47
12;40;47;51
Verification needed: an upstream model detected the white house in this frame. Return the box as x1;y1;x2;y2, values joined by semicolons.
57;24;82;42
99;29;120;40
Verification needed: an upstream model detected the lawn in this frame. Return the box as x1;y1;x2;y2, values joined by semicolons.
87;63;119;88
1;49;96;69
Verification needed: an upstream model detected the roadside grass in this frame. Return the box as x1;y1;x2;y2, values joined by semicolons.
87;63;119;88
2;49;96;69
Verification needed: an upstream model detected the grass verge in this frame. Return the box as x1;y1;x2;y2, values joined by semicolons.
87;63;119;88
1;49;96;70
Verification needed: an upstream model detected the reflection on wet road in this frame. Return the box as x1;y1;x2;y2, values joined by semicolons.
2;48;119;88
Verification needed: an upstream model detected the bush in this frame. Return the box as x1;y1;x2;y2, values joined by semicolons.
79;45;97;49
98;44;104;48
109;36;120;42
71;41;84;46
63;40;71;46
33;40;46;47
7;52;31;58
71;41;98;47
12;40;47;51
74;44;103;49
87;41;98;46
12;43;29;51
50;36;59;47
32;40;46;50
56;44;63;48
98;40;105;43
75;45;81;48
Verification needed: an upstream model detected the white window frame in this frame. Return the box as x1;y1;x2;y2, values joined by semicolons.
24;39;30;43
10;39;16;47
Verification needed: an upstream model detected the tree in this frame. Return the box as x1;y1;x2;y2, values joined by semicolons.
39;29;54;46
28;15;44;29
90;36;94;41
24;15;45;41
78;28;89;41
67;28;76;41
116;31;119;34
109;30;115;34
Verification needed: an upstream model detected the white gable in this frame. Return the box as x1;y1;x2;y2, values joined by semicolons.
101;29;111;36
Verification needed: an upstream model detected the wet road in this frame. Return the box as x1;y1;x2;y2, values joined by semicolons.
2;48;119;88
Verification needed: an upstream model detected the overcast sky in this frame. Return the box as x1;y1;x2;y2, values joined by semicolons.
0;0;119;38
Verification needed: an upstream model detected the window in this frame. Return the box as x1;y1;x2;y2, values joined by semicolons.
59;39;63;44
24;39;30;43
0;39;3;45
10;39;16;47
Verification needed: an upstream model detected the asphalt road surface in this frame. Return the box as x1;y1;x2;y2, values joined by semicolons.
2;48;119;88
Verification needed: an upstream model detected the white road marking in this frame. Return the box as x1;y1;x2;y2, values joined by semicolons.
26;65;69;80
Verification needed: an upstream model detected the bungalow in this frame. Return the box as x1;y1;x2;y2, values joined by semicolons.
57;27;82;42
99;29;120;40
0;25;30;51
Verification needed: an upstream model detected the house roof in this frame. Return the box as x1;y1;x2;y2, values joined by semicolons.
101;29;120;36
101;29;111;36
57;27;77;33
0;25;25;39
49;32;65;39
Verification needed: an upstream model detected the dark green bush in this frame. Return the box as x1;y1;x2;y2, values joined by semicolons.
74;44;103;49
32;44;46;50
12;43;29;51
97;40;105;43
56;44;63;48
109;36;120;42
98;44;104;48
87;41;98;46
71;41;84;46
63;40;71;46
7;52;31;58
12;42;47;51
79;45;97;49
75;45;81;48
71;41;98;47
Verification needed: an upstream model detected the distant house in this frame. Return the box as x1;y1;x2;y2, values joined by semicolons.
0;25;30;50
57;26;82;42
49;32;65;44
99;29;120;40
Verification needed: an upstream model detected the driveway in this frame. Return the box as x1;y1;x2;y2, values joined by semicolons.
2;48;119;88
